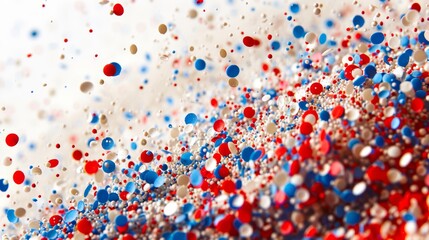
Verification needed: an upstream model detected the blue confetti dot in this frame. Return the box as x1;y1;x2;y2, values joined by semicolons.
141;170;158;184
271;41;281;50
46;230;58;240
125;182;136;193
64;209;78;223
289;3;300;13
7;209;18;223
194;59;206;71
101;137;114;150
171;231;187;240
111;62;122;76
391;117;400;129
345;211;361;225
401;126;412;137
154;176;166;187
320;110;330;121
370;32;385;44
250;149;262;161
293;25;305;39
397;53;410;67
102;160;116;173
241;147;254;162
352;15;365;28
375;136;385;147
299;101;308;110
185;113;198;125
411;78;422;90
115;215;127;227
96;189;109;204
353;76;366;86
180;152;193;166
226;65;240;78
0;179;9;192
190;169;203;186
364;65;376;78
284;183;296;197
319;33;327;44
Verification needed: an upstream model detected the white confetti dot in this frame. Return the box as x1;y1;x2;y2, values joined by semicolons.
164;202;178;216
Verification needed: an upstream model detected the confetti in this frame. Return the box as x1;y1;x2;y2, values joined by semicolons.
2;0;429;239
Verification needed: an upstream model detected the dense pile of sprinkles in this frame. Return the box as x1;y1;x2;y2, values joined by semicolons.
2;0;429;239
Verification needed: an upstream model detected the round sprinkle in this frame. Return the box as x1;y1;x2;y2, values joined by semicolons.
102;160;116;173
345;211;360;225
352;182;366;195
101;137;114;150
164;202;178;216
64;210;78;223
309;82;323;95
112;4;124;16
80;82;93;93
158;24;168;34
228;78;239;87
115;215;128;227
370;32;385;44
130;44;137;54
96;189;109;203
399;152;412;167
13;170;25;184
140;150;154;163
352;15;365;28
76;218;92;235
185;113;198;124
194;59;206;71
5;133;19;147
226;65;240;78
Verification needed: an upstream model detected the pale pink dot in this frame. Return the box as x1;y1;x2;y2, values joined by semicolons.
329;161;344;176
275;191;286;204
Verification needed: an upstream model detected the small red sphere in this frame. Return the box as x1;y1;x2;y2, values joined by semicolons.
103;64;116;76
140;150;154;163
5;133;19;147
113;3;124;16
213;119;225;132
77;218;93;235
243;107;255;118
13;170;25;184
84;160;99;174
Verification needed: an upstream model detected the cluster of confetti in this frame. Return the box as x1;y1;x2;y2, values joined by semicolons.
2;0;429;239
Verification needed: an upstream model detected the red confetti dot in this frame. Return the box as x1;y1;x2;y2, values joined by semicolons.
216;214;235;233
331;105;345;119
47;159;59;168
213;119;225;132
112;3;124;16
5;133;19;147
84;160;99;175
140;150;154;163
344;64;359;80
300;122;313;135
243;107;255;118
218;142;231;156
411;98;424;112
309;82;323;95
49;215;63;226
77;218;93;235
13;170;25;184
242;36;255;47
103;64;116;76
411;3;421;12
280;221;294;235
222;179;236;193
72;150;83;161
